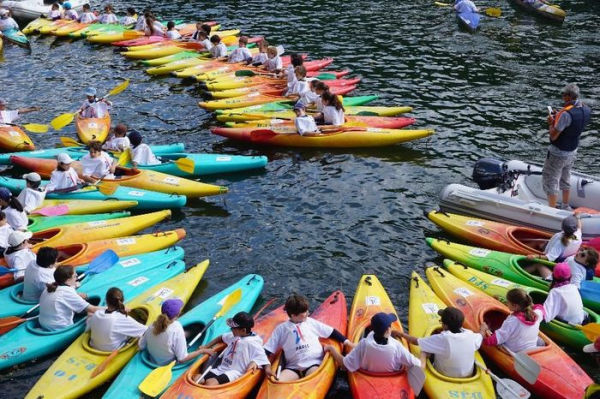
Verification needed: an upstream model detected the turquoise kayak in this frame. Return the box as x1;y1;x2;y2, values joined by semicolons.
214;95;379;115
28;211;130;232
1;28;31;48
0;247;185;370
0;143;185;165
103;274;264;399
0;176;187;210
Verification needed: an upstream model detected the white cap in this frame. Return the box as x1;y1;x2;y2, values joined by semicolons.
57;153;74;164
85;87;97;97
23;172;41;182
583;343;600;353
0;9;9;16
8;230;33;247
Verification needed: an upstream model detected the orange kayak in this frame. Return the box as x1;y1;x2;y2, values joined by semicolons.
76;113;111;144
0;125;35;152
426;265;592;399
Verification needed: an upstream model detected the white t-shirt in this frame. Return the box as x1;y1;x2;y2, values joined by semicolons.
135;15;146;31
80;152;114;179
79;12;97;24
491;308;543;353
17;187;46;214
295;115;318;136
543;284;585;324
264;317;333;370
4;206;28;231
285;65;297;92
210;43;227;58
65;9;78;20
39;285;89;331
80;100;109;118
132;144;161;166
566;255;587;289
87;310;147;351
228;47;253;63
418;329;482;378
145;21;165;36
0;223;14;249
121;15;136;26
264;56;282;72
544;229;582;262
343;331;421;373
103;136;131;151
99;13;118;24
0;17;19;32
22;262;55;302
212;332;270;381
287;80;309;97
48;9;61;19
323;106;345;126
0;110;19;124
299;91;320;109
4;247;36;279
251;52;268;65
46;168;80;192
166;30;181;40
200;38;212;50
139;320;188;365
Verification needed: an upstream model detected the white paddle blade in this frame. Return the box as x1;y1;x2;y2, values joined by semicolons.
407;365;425;395
497;378;531;399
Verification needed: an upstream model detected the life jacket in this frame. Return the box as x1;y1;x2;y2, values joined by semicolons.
551;101;591;151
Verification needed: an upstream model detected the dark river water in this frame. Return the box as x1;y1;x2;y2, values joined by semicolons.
1;0;599;397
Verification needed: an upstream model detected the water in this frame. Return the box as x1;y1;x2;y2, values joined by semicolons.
1;0;599;397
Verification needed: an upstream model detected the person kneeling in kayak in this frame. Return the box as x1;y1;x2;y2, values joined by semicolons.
166;21;181;40
480;288;544;352
17;173;46;214
79;87;111;119
45;153;84;193
293;103;319;136
325;312;421;374
98;4;118;24
210;35;228;59
87;287;147;351
543;262;587;325
80;141;117;183
63;2;78;21
78;4;98;24
22;247;58;302
139;298;213;365
397;307;481;377
194;311;272;385
39;266;101;331
263;294;351;381
129;131;161;168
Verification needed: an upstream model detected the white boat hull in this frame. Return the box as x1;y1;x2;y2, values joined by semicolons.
0;0;87;21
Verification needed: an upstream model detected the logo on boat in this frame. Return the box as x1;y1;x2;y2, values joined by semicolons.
0;347;26;359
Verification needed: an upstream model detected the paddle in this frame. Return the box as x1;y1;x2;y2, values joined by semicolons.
171;158;195;175
434;1;502;17
95;181;119;196
571;322;600;342
50;79;130;131
60;136;84;147
5;122;49;134
90;341;128;378
117;148;132;167
138;288;243;396
31;204;70;216
501;345;540;385
475;361;530;399
0;266;18;276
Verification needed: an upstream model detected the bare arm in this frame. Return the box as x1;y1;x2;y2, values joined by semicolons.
17;106;41;114
392;330;419;345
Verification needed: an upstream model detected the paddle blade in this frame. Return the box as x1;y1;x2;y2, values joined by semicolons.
512;351;540;385
87;250;119;275
23;123;49;133
117;148;132;166
314;73;336;80
215;288;243;318
60;136;83;147
107;79;130;98
174;158;195;174
580;323;600;342
0;266;17;276
434;1;452;6
90;348;120;378
97;181;119;196
0;316;26;335
497;378;531;399
51;112;76;131
276;45;285;56
138;360;176;397
235;70;256;77
485;7;502;17
407;365;425;395
32;204;70;216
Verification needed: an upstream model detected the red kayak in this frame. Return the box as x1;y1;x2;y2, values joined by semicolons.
229;116;416;129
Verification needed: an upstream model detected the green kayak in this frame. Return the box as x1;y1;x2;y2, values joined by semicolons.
444;259;598;349
214;95;379;115
28;211;130;233
1;28;31;48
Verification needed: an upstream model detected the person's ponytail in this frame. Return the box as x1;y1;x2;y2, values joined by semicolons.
152;314;172;335
46;265;75;293
105;287;127;316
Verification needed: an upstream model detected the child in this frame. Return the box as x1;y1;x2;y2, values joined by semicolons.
299;80;326;112
196;312;272;385
139;298;213;365
121;8;137;26
248;39;268;66
22;247;58;302
63;2;78;20
78;4;97;24
4;230;35;281
285;65;309;97
293;103;319;136
326;312;421;374
480;288;544;353
87;287;147;351
129;131;160;167
39;266;100;331
46;153;83;192
144;14;164;37
192;30;211;50
209;34;227;58
135;10;151;31
80;141;117;183
282;54;303;92
263;46;282;72
228;36;252;63
0;212;13;254
566;247;599;288
454;0;480;13
103;123;131;151
48;3;62;20
321;91;345;126
98;4;118;24
263;294;350;381
166;21;181;40
543;262;586;324
0;98;40;124
79;87;111;119
0;9;19;32
17;173;46;214
397;307;482;378
0;187;28;231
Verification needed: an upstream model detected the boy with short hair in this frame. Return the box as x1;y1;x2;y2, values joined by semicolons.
293;103;319;136
166;21;181;40
228;36;252;63
209;35;227;59
22;246;59;302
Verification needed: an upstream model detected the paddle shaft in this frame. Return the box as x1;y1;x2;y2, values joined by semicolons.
1;315;39;328
475;361;528;399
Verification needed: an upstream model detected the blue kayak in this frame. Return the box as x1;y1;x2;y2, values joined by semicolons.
103;274;264;399
457;11;481;32
1;28;30;48
0;247;186;370
0;176;186;210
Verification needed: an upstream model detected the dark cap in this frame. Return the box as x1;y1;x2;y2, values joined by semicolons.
562;215;578;236
438;307;464;331
370;312;397;335
128;130;142;147
226;311;255;329
0;187;11;202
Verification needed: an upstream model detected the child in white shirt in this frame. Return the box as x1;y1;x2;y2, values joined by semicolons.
249;39;268;66
543;262;586;324
48;3;62;20
282;54;303;92
4;230;35;281
0;9;19;31
78;4;97;24
209;35;227;58
0;211;14;254
320;91;345;126
263;46;282;72
22;247;58;302
80;141;117;183
566;247;599;288
129;131;161;167
98;4;118;24
293;103;318;136
46;153;83;192
0;98;40;124
0;187;28;231
103;123;131;151
165;21;181;39
228;36;253;63
63;2;78;20
121;8;137;25
286;65;309;97
17;173;46;214
79;87;112;119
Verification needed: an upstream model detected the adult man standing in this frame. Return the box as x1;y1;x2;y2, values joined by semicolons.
543;84;591;209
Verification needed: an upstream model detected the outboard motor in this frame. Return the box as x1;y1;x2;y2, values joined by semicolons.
472;158;507;190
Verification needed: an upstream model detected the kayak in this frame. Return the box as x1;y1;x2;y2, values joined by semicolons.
425;238;600;312
22;17;53;34
162;305;287;399
0;240;185;318
173;56;293;79
142;42;256;69
225;116;416;129
200;70;348;90
0;124;35;152
0;175;187;210
201;93;369;111
457;11;480;32
214;95;377;115
104;273;265;399
255;291;346;399
27;211;129;232
426;265;592;399
86;28;142;44
10;155;227;198
125;29;240;52
444;259;598;349
409;272;495;399
1;28;31;48
37;19;72;35
76;113;111;144
111;22;218;46
210;126;435;148
53;21;90;36
208;83;358;99
33;198;138;215
216;106;413;122
346;275;413;399
510;0;566;22
0;143;185;164
70;23;126;38
0;249;186;371
25;261;208;399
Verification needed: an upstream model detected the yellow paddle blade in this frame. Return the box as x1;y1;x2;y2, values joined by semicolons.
107;79;130;98
117;148;132;166
97;181;119;196
138;360;176;397
51;112;76;131
485;7;502;17
580;323;600;342
434;1;452;6
22;123;49;133
215;288;242;318
60;136;83;147
174;158;195;174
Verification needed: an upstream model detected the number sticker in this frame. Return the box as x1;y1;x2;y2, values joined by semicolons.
128;276;148;287
422;303;440;314
87;220;106;226
88;122;98;129
164;176;180;184
119;258;141;268
127;190;145;197
466;220;485;227
249;92;261;97
117;238;136;246
365;296;380;306
152;287;174;300
454;287;473;298
216;156;232;162
491;278;512;288
366;128;383;132
9;130;20;137
469;248;491;258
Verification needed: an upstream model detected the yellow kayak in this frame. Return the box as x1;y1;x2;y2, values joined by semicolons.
53;21;90;36
25;261;209;399
409;272;496;399
146;57;210;75
123;45;194;60
38;19;73;35
87;30;143;44
76;113;111;144
126;30;239;52
216;106;414;122
22;17;53;34
35;199;138;215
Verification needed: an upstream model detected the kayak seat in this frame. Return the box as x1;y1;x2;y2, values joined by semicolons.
483;309;505;332
9;285;37;305
26;305;96;335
